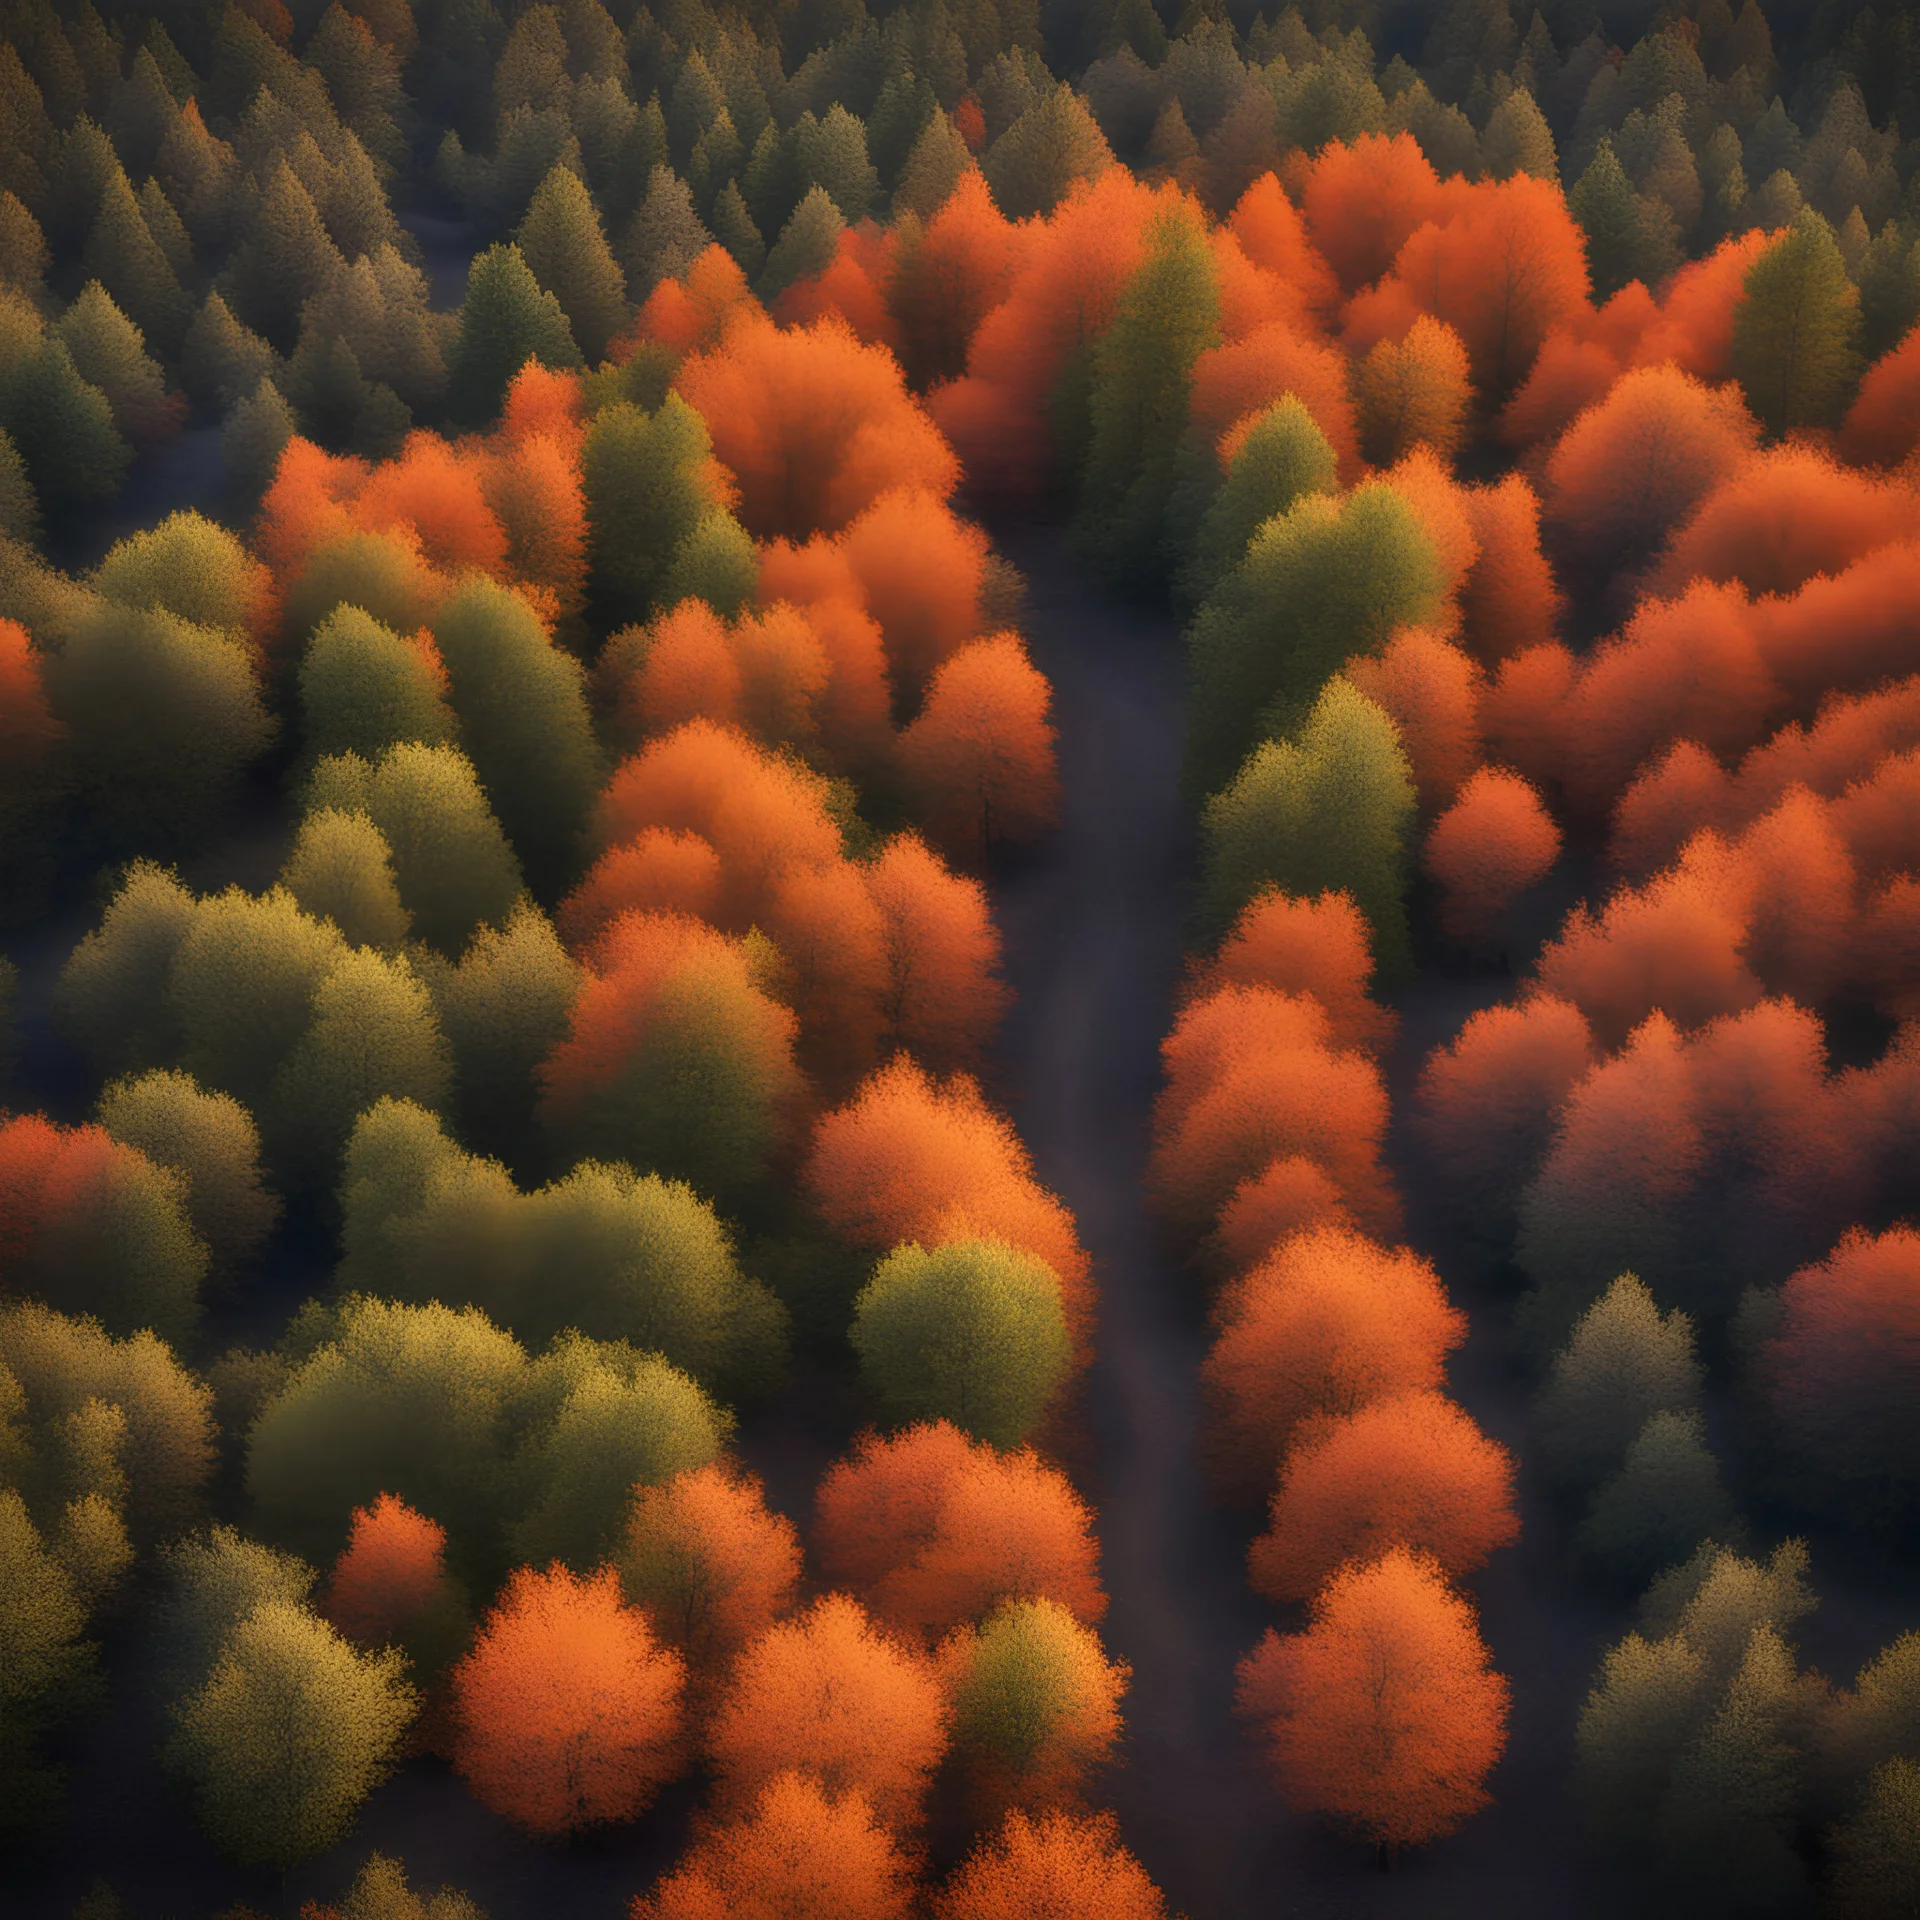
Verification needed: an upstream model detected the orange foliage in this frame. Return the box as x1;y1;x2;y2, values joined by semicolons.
499;363;585;451
450;1564;685;1836
1648;447;1920;600
729;603;833;747
705;1594;947;1827
1202;1224;1466;1505
1834;749;1920;886
0;1112;71;1265
1412;995;1594;1226
0;619;64;818
864;832;1010;1070
1248;1394;1518;1603
1498;329;1622;452
1187;320;1360;482
589;720;843;931
620;1463;800;1672
932;172;1163;506
559;829;724;951
255;438;370;579
631;1771;916;1920
675;315;958;539
1642;229;1782;381
1235;1547;1509;1850
1207;222;1312;344
1194;889;1396;1057
777;225;900;354
1459;474;1562;663
1299;135;1457;297
1227;173;1340;325
1858;879;1920;1020
1354;315;1472;467
1148;987;1398;1240
629;246;763;358
889;172;1029;390
1739;788;1858;1006
1608;740;1739;878
1750;542;1920;709
1478;641;1577;795
838;488;989;697
1542;365;1759;578
762;859;889;1087
1422;767;1561;948
1210;1157;1354;1276
1344;626;1483;808
354;431;509;577
1736;679;1920;820
321;1493;453;1649
813;1423;1105;1642
1842;325;1920;468
807;1059;1091;1341
934;1810;1170;1920
624;599;744;736
897;634;1060;864
482;430;587;626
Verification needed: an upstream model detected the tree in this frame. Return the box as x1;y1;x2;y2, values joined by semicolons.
1178;397;1337;612
1354;316;1471;468
93;514;267;644
1236;1547;1509;1854
617;1463;799;1676
320;1493;467;1677
898;635;1060;865
1423;767;1561;949
57;281;183;450
536;911;802;1202
948;1598;1126;1810
8;332;130;508
761;186;844;302
1578;1410;1740;1589
1732;211;1863;438
516;163;629;365
450;1563;683;1835
1828;1759;1920;1919
813;1423;1105;1643
1299;133;1453;297
447;243;582;426
54;862;195;1078
80;172;189;355
853;1238;1071;1450
622;165;712;297
888;171;1021;391
219;159;343;352
330;1853;486;1920
633;1770;916;1920
705;1593;947;1827
935;1810;1170;1920
1537;1274;1701;1487
983;84;1112;219
280;808;411;951
581;395;723;627
0;1489;97;1838
166;1598;415;1868
1248;1392;1518;1604
1342;624;1483;813
1075;203;1219;590
299;605;456;768
97;1070;277;1284
1200;887;1394;1056
223;376;297;507
836;486;990;700
0;431;38;549
308;744;525;956
1569;140;1656;301
1199;680;1418;974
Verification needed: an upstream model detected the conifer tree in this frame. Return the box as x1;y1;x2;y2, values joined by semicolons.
709;179;765;282
219;159;343;353
1732;209;1864;437
621;165;711;297
447;241;583;425
796;105;880;223
582;395;720;626
1578;1410;1739;1589
516;163;630;365
7;334;130;509
57;283;183;451
136;179;194;287
895;112;972;219
221;377;296;508
1569;140;1651;301
0;192;50;299
0;431;39;550
181;293;279;417
82;164;191;356
658;508;757;619
1480;85;1558;182
984;83;1112;218
760;185;844;299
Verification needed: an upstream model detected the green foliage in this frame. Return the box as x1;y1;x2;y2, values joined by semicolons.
583;394;720;628
92;514;264;641
1538;1275;1703;1487
620;164;711;297
336;1853;487;1920
282;531;441;656
952;1596;1108;1777
80;171;188;355
985;81;1113;218
0;1489;97;1839
55;861;195;1077
1579;1411;1741;1590
1198;678;1416;973
1184;481;1443;800
1570;139;1656;304
7;332;130;508
429;575;600;886
448;241;583;426
221;377;296;509
218;159;343;353
56;281;180;449
0;429;39;549
852;1237;1070;1449
1076;203;1220;592
98;1070;279;1282
759;183;844;299
300;605;458;768
307;744;526;957
1732;210;1864;438
154;1525;316;1698
895;111;972;219
660;508;759;619
515;163;630;365
166;1598;415;1868
281;808;411;951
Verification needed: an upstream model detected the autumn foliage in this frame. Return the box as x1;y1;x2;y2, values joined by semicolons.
321;1493;456;1651
935;1810;1171;1920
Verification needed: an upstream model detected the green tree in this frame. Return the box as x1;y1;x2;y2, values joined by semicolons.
54;861;195;1077
1538;1275;1702;1487
1570;139;1653;302
1829;1759;1920;1919
181;293;279;418
48;601;273;849
708;178;765;281
658;507;757;618
307;744;526;956
985;82;1113;219
337;1853;486;1920
430;575;600;886
1579;1411;1741;1590
447;241;582;426
280;808;412;951
620;164;711;298
851;1237;1070;1449
268;948;452;1179
515;163;630;365
219;158;345;353
1198;678;1417;972
98;1070;279;1283
0;1489;96;1838
300;604;459;769
58;281;182;450
434;901;578;1161
93;513;266;642
304;2;406;171
166;886;350;1117
795;104;880;222
950;1596;1117;1788
222;376;296;509
80;170;189;355
1732;209;1863;437
1481;84;1558;182
582;394;720;627
1076;202;1220;592
155;1525;316;1697
510;1343;728;1570
166;1598;415;1868
894;111;972;219
1175;397;1337;613
758;184;843;300
1184;482;1443;800
282;530;441;656
7;333;130;509
0;429;39;549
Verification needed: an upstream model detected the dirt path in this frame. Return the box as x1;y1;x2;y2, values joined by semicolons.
990;529;1610;1920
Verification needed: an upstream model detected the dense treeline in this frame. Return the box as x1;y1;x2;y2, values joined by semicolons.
2;0;1919;1909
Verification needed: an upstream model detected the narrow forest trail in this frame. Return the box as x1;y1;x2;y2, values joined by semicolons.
989;529;1611;1920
